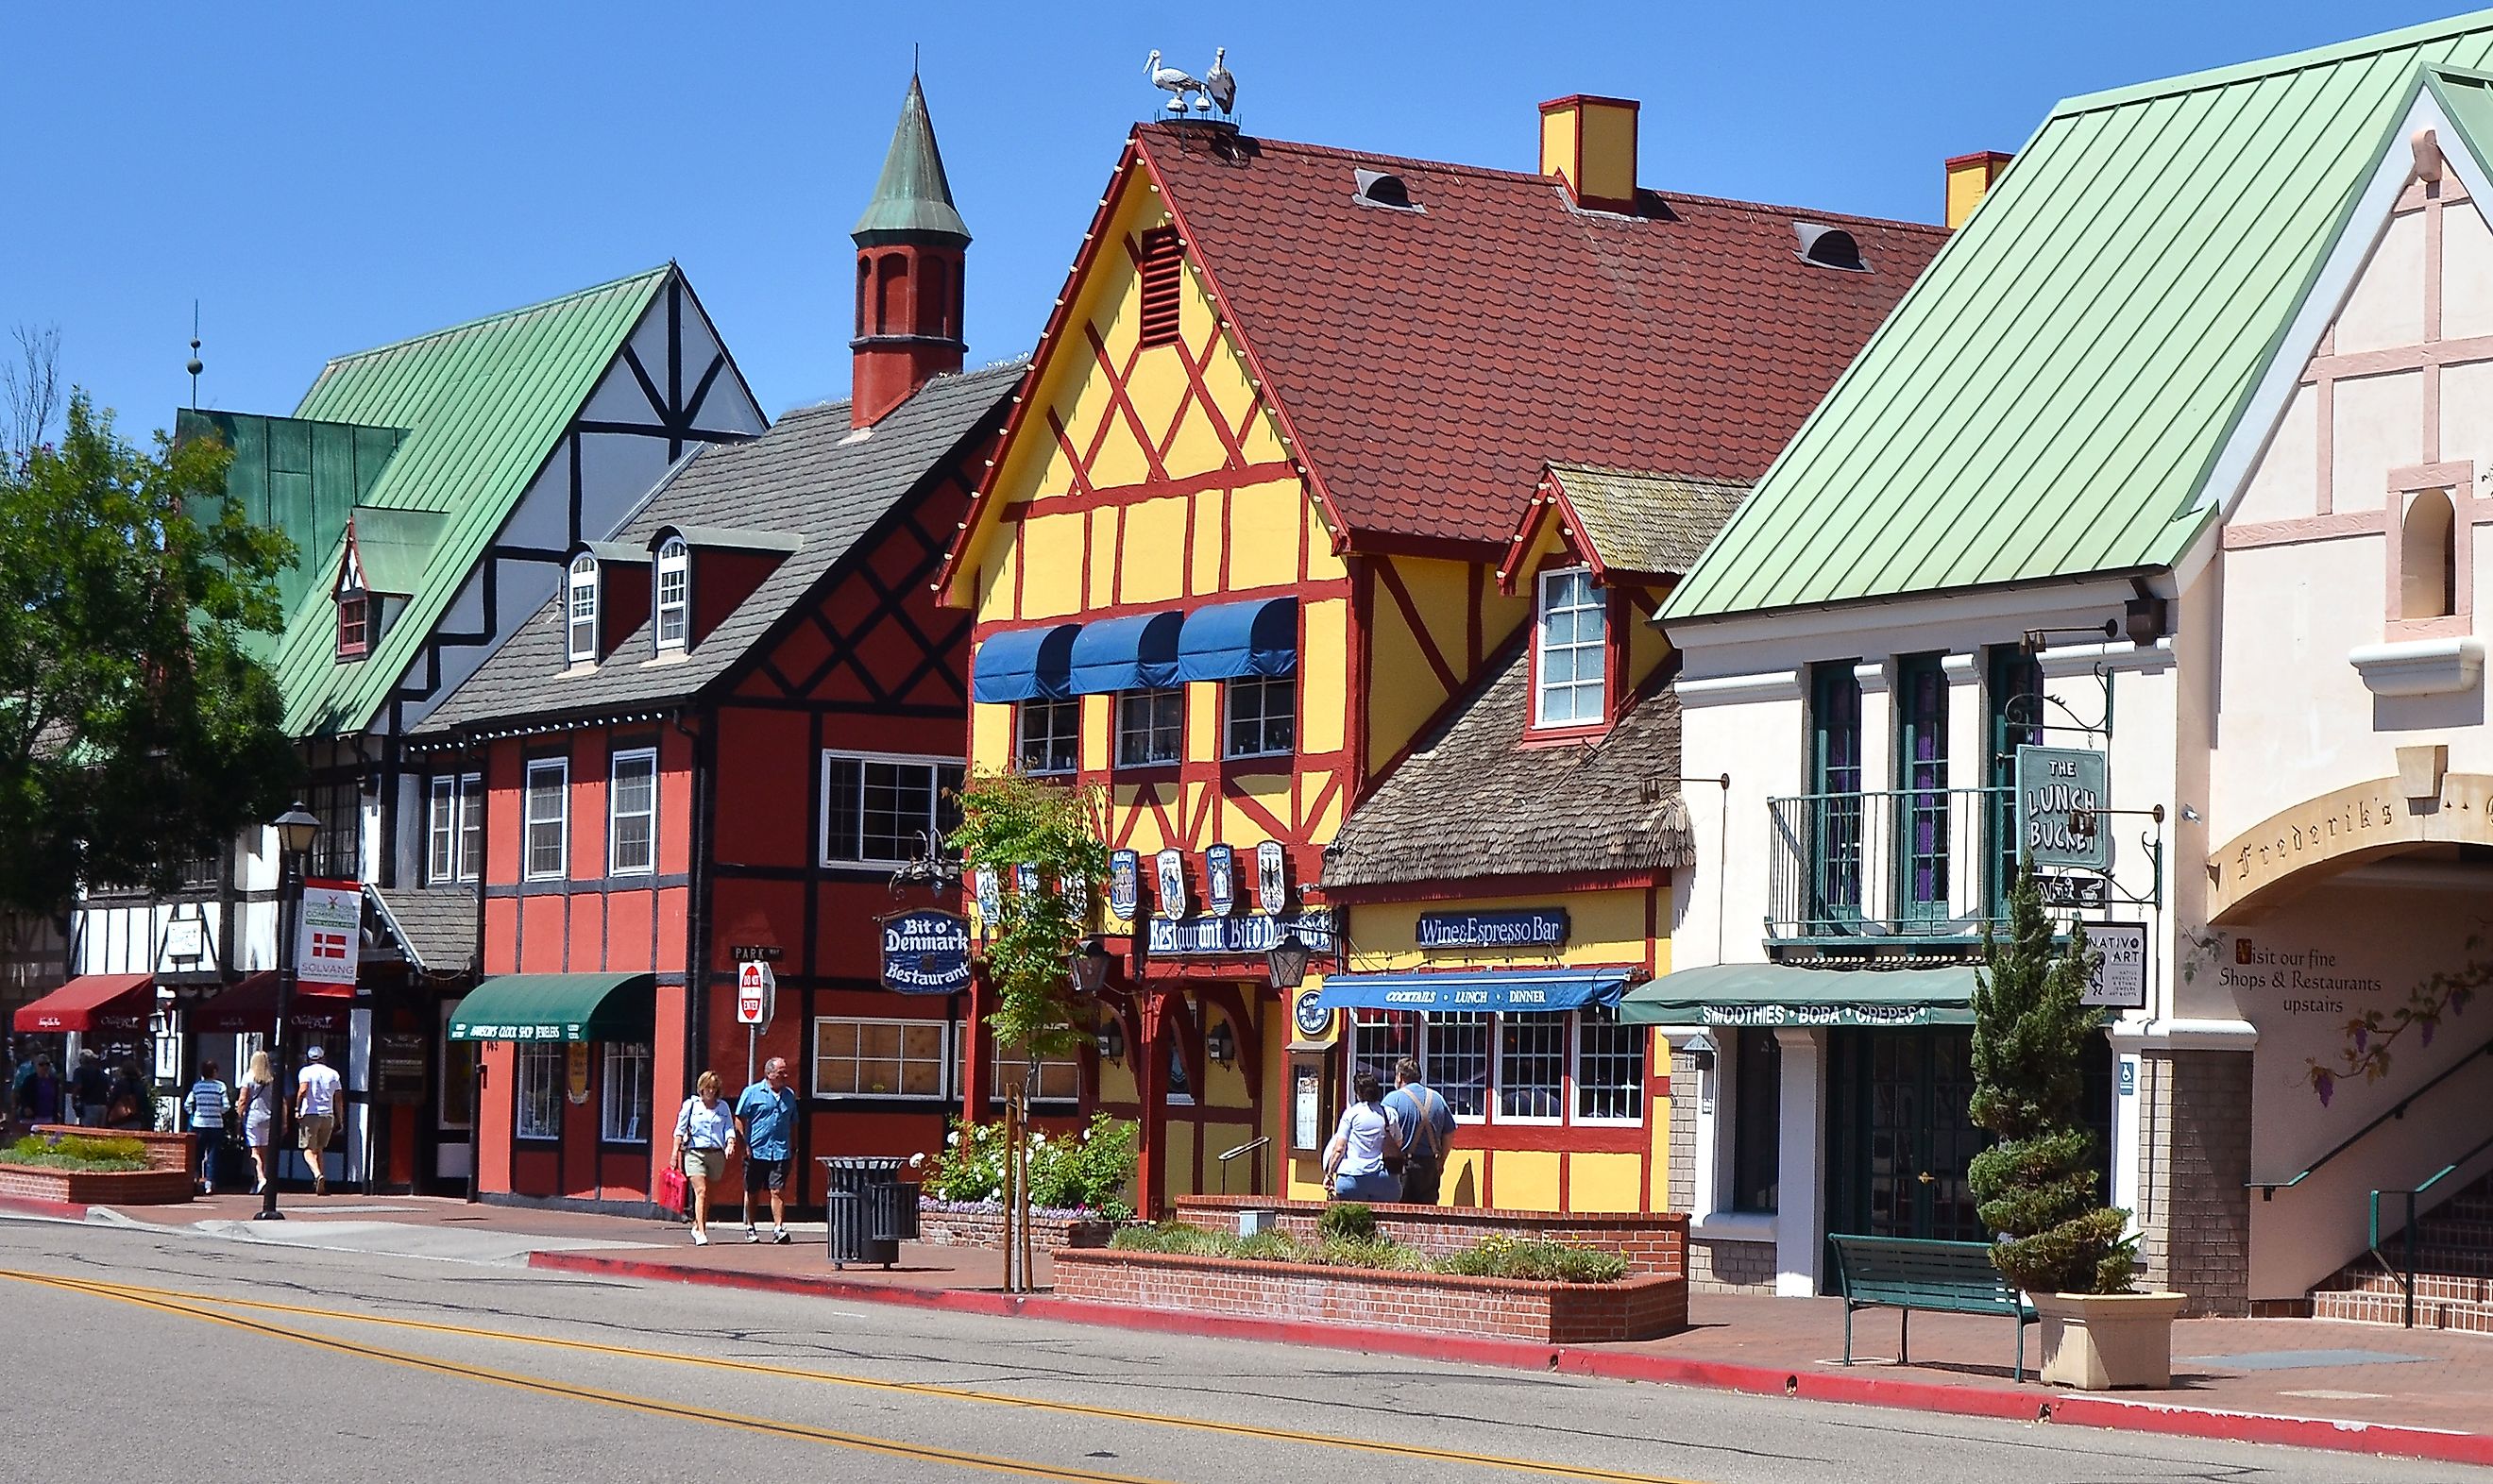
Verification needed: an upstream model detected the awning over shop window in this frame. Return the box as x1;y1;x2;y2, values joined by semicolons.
1069;611;1183;695
447;972;655;1044
1617;963;1976;1028
12;973;154;1034
192;972;355;1037
970;623;1079;703
1314;966;1638;1015
1176;597;1297;682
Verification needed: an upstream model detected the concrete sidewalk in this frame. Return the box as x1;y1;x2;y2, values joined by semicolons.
13;1191;2488;1468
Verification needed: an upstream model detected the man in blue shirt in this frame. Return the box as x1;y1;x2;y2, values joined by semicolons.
1383;1057;1459;1206
734;1057;799;1243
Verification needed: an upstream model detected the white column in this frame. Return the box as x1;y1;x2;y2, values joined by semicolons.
1941;651;1985;922
2110;1050;2143;1224
1851;661;1894;921
1773;1026;1829;1296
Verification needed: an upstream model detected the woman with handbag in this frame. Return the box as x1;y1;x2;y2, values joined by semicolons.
670;1070;737;1245
1320;1070;1405;1204
237;1052;279;1195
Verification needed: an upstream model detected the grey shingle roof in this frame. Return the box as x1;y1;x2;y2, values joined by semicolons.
426;363;1019;730
1323;647;1693;891
1544;465;1749;580
367;885;477;975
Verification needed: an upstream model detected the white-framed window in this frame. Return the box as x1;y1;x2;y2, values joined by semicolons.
1016;697;1079;775
1424;1012;1492;1120
600;1042;653;1143
1498;1015;1568;1121
335;594;372;660
516;1043;564;1139
524;758;568;880
607;748;657;876
962;1033;1081;1105
812;1017;948;1099
427;772;483;885
653;536;690;649
1535;567;1606;726
1573;1006;1645;1123
1115;688;1181;767
820;751;965;867
566;553;600;664
1348;1007;1420;1096
1224;674;1296;758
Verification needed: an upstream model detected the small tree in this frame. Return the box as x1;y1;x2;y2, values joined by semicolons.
1968;860;2135;1295
943;771;1110;1053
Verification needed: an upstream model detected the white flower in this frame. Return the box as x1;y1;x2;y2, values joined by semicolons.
946;1131;961;1146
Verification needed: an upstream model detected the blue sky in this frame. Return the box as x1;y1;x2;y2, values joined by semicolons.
0;1;2467;431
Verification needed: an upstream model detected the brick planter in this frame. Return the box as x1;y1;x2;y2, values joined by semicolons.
916;1200;1129;1251
30;1123;195;1173
1053;1247;1687;1343
7;1126;197;1206
1174;1196;1688;1276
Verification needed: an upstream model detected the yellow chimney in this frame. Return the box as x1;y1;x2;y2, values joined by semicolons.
1945;151;2012;228
1539;95;1639;213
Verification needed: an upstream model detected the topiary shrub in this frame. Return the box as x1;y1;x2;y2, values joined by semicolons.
1969;860;2136;1296
1316;1202;1376;1242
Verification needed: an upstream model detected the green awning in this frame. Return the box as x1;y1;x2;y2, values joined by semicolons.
1618;963;1976;1028
448;972;656;1043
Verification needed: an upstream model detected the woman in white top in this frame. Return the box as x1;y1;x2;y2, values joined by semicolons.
671;1070;738;1244
237;1052;279;1195
1321;1069;1404;1203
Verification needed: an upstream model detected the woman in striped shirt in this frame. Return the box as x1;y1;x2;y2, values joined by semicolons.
186;1061;230;1196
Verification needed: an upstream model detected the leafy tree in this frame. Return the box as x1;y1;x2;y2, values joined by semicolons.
1968;859;2135;1294
0;391;298;914
944;770;1110;1052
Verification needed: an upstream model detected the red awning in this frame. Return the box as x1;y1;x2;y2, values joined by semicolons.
192;972;354;1037
12;973;155;1034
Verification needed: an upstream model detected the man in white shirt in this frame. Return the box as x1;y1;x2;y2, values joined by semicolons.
295;1045;344;1196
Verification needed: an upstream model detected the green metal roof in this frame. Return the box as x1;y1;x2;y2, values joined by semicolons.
448;971;656;1043
348;506;448;596
265;267;670;734
178;410;403;621
852;75;971;244
1665;12;2493;621
1618;963;1976;1027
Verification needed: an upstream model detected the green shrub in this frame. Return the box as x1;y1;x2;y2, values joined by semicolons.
1102;1217;1628;1284
1314;1235;1423;1271
1232;1228;1310;1263
1316;1202;1376;1242
1437;1235;1627;1284
1108;1223;1234;1257
925;1112;1139;1217
3;1134;148;1173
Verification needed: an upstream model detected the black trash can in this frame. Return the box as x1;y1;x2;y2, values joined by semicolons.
820;1156;919;1269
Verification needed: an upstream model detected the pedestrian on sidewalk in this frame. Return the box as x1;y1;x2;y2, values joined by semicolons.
1321;1069;1404;1204
107;1056;154;1130
672;1071;737;1245
1384;1057;1457;1206
734;1057;799;1244
295;1045;343;1195
12;1052;60;1132
237;1051;279;1195
70;1049;110;1127
186;1060;230;1194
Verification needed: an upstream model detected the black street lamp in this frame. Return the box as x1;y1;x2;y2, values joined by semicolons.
257;803;319;1223
1068;936;1113;996
1265;933;1312;992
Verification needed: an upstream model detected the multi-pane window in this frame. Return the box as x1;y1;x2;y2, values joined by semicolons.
1348;1009;1420;1096
965;1034;1081;1105
1116;689;1181;767
812;1018;947;1099
1809;661;1865;923
309;779;360;880
566;554;600;663
600;1042;652;1143
524;758;568;880
335;595;371;660
1987;647;2044;914
1424;1013;1492;1119
1535;567;1607;726
1224;675;1295;759
1575;1008;1645;1121
427;772;483;885
1730;1029;1783;1211
820;752;965;867
653;537;689;650
1017;698;1079;774
516;1043;564;1139
607;749;656;875
1499;1016;1568;1120
1896;653;1949;920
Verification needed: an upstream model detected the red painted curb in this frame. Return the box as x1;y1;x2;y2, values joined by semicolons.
527;1252;2493;1468
0;1193;90;1222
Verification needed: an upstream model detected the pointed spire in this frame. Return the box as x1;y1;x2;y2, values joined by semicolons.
853;75;971;245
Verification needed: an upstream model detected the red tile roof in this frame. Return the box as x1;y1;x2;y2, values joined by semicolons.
1138;123;1947;552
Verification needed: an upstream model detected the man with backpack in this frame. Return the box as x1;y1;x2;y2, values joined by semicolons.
1385;1057;1459;1206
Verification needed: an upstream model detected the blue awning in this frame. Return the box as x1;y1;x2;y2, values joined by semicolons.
1177;597;1297;682
971;624;1079;703
1069;611;1183;695
1314;967;1640;1014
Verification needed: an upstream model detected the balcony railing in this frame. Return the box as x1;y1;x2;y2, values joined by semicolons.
1765;787;2011;943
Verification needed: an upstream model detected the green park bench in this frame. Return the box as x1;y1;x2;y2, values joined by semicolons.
1828;1233;2038;1382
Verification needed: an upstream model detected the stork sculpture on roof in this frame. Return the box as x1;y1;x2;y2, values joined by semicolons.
1204;47;1236;115
1145;50;1206;112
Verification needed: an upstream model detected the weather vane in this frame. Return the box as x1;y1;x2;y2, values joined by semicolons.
186;300;204;410
1145;47;1237;120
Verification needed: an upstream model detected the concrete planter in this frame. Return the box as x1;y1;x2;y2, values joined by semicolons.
2033;1290;2187;1390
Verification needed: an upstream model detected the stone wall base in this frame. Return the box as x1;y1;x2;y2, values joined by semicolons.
2134;1051;2253;1316
916;1202;1124;1251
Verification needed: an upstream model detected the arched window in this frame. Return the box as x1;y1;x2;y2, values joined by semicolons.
567;553;601;664
855;259;871;339
653;536;689;650
875;254;907;336
922;256;948;339
2401;488;2458;620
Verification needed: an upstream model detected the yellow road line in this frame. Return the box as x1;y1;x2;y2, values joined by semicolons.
8;1268;1709;1484
4;1269;1158;1483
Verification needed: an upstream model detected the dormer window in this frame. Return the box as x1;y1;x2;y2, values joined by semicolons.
335;594;371;660
1534;567;1607;727
653;537;689;650
1793;222;1867;272
567;553;600;665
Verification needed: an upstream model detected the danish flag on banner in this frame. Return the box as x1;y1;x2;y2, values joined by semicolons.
311;931;349;962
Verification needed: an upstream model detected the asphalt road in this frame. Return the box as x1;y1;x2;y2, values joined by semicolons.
0;1217;2477;1484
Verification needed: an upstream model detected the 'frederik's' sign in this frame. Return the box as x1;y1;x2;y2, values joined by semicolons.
1416;908;1569;951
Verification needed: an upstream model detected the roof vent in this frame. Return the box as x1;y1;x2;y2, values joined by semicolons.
1352;169;1422;212
1793;223;1865;272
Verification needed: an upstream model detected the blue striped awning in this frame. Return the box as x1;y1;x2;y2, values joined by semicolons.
1314;967;1639;1014
971;624;1079;703
1069;611;1183;695
1176;597;1297;682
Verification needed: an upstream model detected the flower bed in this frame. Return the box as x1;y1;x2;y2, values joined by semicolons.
0;1127;197;1206
1173;1196;1688;1276
915;1199;1132;1252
